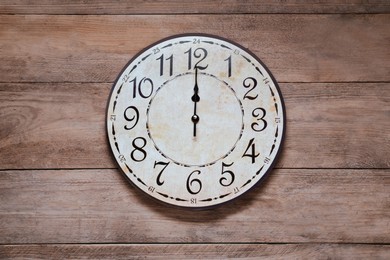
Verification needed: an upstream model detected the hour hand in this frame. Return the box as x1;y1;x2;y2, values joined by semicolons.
192;68;200;102
192;92;200;103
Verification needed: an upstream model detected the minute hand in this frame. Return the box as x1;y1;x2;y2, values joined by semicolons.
191;68;200;137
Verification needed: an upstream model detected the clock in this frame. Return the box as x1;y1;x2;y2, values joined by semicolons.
106;34;285;208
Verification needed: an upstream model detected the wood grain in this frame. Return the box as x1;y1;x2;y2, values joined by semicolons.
0;14;389;83
1;83;388;169
0;2;389;256
1;0;389;14
0;169;388;244
1;244;389;259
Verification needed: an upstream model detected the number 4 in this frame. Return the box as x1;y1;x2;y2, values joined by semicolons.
242;138;260;164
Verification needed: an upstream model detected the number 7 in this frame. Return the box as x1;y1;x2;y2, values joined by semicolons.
154;161;170;186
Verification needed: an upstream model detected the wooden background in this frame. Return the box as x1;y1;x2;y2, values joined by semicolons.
0;1;389;259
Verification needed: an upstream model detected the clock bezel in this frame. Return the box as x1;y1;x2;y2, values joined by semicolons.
105;33;286;210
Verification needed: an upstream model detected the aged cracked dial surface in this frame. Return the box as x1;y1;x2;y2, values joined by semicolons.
106;34;285;208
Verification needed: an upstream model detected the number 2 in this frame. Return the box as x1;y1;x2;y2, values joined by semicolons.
243;77;258;100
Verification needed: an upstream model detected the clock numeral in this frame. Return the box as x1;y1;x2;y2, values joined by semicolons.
118;154;126;163
220;162;235;187
110;115;116;121
156;54;173;76
123;106;139;130
224;55;232;77
191;198;197;204
275;117;281;124
264;157;271;164
234;187;240;194
187;170;202;195
184;47;208;70
153;47;160;54
193;38;200;44
251;107;267;132
154;161;170;186
243;77;258;100
242;138;260;164
129;77;154;99
148;186;155;193
130;137;147;162
122;74;130;83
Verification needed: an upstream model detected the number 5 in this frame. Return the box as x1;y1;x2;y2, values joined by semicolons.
220;162;235;187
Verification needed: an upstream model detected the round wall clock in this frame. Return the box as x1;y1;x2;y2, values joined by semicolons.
106;34;285;208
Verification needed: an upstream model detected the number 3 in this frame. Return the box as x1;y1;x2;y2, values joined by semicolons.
251;107;267;132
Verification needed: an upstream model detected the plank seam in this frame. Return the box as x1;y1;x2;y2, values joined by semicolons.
0;167;389;172
0;12;389;15
0;242;389;246
0;81;389;84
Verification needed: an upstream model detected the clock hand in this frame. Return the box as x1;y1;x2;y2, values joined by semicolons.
191;67;200;137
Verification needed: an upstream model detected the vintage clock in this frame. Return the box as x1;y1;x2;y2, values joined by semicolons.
106;34;285;208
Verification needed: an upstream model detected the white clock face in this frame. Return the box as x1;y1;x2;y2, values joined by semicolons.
107;34;285;208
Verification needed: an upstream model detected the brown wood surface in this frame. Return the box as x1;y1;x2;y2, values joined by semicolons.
1;244;389;259
0;0;389;14
0;82;388;169
0;14;389;83
0;1;389;259
0;169;388;244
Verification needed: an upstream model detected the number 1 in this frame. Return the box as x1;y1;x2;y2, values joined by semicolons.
225;55;232;77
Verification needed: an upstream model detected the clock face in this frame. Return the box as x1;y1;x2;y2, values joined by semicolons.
107;34;285;208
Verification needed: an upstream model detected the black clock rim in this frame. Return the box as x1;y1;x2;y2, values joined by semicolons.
105;33;287;210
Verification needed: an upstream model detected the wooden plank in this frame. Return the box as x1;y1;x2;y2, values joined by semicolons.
1;244;389;259
0;83;388;169
0;14;389;83
0;169;388;244
0;83;112;169
0;0;389;14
